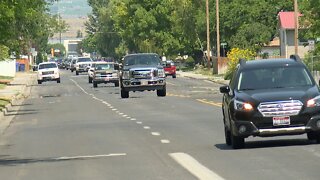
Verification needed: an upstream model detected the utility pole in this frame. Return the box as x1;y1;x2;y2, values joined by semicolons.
215;0;220;74
206;0;211;69
294;0;298;55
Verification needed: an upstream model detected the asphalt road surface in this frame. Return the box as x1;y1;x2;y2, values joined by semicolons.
0;70;320;180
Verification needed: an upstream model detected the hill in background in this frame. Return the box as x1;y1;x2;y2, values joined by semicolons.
49;0;91;40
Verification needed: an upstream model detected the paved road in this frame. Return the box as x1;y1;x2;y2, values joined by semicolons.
0;70;320;179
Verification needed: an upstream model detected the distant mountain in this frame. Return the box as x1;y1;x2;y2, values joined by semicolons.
49;0;92;18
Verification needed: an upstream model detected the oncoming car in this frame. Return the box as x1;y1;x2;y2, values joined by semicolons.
37;62;60;84
220;55;320;149
91;62;119;88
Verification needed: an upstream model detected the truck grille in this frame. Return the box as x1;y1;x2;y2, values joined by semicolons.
42;71;54;75
132;69;157;79
258;100;303;117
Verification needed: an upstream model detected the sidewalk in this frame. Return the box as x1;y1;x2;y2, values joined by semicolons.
0;72;36;121
177;70;229;85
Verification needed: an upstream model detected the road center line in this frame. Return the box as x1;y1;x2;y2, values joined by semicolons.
169;152;225;180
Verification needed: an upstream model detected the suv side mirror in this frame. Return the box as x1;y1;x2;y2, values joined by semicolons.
220;85;230;93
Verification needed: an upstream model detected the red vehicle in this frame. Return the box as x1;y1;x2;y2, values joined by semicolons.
164;60;176;78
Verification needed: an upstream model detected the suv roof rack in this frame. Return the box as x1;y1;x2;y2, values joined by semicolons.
289;54;301;62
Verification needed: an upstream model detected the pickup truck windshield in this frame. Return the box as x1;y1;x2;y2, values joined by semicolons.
124;55;160;66
95;64;114;70
38;63;57;69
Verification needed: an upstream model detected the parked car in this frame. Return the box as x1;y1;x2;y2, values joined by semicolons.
163;60;176;78
220;55;320;149
91;62;119;88
119;53;166;98
75;57;93;75
37;62;60;84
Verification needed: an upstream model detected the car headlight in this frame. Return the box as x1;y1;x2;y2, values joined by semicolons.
307;95;320;107
122;70;130;79
158;69;165;78
234;100;253;111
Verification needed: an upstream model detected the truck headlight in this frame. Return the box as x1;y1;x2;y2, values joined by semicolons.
234;100;253;111
158;69;165;78
307;95;320;107
122;71;130;79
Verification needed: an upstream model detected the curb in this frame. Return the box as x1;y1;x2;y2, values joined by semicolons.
0;73;35;123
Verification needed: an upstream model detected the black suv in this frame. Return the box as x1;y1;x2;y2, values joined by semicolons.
220;55;320;149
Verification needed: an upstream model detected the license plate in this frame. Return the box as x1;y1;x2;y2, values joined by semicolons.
273;116;290;126
141;80;148;85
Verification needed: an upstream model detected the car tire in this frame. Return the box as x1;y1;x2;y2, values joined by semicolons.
76;71;79;75
71;69;74;72
172;74;176;78
121;88;129;98
157;85;166;97
93;81;98;88
230;125;244;149
224;126;232;146
57;78;61;83
114;82;119;87
89;77;92;83
37;80;42;84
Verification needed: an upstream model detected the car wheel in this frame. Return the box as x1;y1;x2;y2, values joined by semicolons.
307;132;317;141
71;69;74;72
57;78;61;83
76;71;79;75
172;74;176;78
37;80;42;84
89;77;92;83
230;125;244;149
224;126;231;146
157;85;166;97
93;81;98;88
114;82;119;87
121;88;129;98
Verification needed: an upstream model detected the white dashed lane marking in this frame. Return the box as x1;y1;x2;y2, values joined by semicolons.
161;139;170;144
170;153;225;180
151;132;160;136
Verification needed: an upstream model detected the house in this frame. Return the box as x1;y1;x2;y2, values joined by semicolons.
278;11;311;58
260;37;281;58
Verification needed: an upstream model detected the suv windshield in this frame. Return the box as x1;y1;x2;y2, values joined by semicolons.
124;54;160;66
38;63;57;69
237;66;314;90
95;64;114;70
77;58;92;62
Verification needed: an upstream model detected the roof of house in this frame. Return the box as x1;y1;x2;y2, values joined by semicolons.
278;11;302;29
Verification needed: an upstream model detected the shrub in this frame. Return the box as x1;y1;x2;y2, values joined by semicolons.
0;45;9;61
185;56;195;68
224;48;256;80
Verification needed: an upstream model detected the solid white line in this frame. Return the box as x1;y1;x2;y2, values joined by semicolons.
169;153;225;180
54;153;127;160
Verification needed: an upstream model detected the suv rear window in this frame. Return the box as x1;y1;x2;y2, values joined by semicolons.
237;66;314;90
